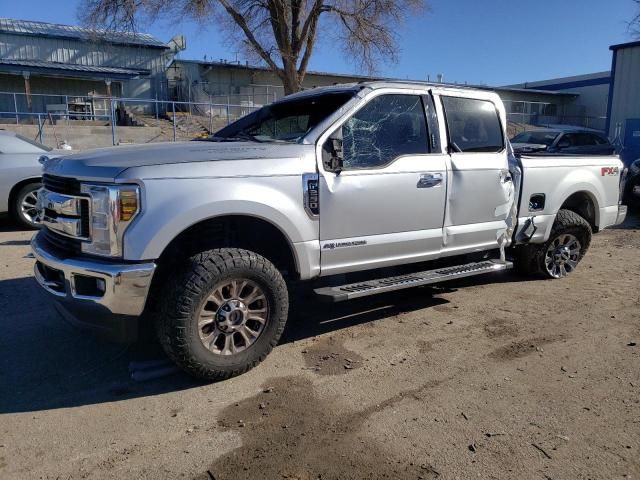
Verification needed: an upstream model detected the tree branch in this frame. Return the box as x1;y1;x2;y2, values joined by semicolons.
79;0;429;93
631;0;640;37
217;0;281;73
295;0;323;56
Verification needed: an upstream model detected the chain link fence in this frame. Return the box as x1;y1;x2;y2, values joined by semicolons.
0;92;260;150
1;92;608;149
503;100;607;137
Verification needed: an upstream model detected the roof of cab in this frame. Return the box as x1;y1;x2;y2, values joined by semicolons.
276;80;505;104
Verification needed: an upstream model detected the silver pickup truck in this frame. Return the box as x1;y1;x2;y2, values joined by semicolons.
31;81;628;380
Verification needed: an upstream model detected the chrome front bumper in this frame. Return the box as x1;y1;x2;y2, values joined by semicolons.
31;232;156;342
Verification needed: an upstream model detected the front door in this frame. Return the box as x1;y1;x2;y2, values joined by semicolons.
317;92;447;276
437;94;514;255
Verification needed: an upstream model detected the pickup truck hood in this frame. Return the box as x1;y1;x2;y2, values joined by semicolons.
43;141;313;181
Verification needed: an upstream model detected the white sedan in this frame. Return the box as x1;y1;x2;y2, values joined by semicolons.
0;130;70;229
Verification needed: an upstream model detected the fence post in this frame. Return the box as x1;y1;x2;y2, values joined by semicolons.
37;114;43;144
13;93;18;125
172;102;176;142
155;95;158;120
209;101;213;134
65;95;69;128
110;100;117;146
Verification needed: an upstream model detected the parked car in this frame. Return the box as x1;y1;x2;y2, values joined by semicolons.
511;128;615;155
31;82;627;380
0;130;70;229
623;158;640;208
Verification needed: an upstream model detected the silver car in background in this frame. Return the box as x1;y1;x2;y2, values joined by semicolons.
0;130;69;228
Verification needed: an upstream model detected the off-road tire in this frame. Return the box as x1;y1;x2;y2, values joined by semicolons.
157;248;289;380
514;209;592;278
11;182;42;230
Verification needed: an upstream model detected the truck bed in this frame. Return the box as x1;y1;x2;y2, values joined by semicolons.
514;153;624;244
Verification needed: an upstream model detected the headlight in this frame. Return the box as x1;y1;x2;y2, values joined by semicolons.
80;184;140;257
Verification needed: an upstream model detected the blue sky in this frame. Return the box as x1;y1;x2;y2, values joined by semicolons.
4;0;638;85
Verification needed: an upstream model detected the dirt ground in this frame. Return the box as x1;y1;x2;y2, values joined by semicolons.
0;212;638;480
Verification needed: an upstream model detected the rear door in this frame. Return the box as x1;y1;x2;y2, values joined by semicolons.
436;93;514;255
317;90;448;275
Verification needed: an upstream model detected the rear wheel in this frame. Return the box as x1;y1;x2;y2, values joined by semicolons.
11;182;41;230
157;248;288;380
541;232;583;278
514;209;592;279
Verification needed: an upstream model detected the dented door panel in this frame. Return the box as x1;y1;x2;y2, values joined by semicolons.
434;92;514;256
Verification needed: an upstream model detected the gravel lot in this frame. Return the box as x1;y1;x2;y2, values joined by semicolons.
0;212;638;480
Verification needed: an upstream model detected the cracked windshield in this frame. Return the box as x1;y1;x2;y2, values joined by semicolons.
214;91;355;142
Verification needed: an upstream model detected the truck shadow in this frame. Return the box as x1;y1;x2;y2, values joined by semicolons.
283;286;451;344
0;276;452;414
0;214;27;233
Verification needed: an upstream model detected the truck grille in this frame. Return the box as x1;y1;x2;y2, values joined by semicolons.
42;174;82;195
40;174;90;252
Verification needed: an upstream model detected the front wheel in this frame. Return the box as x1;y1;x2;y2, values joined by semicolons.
514;209;592;279
157;248;289;380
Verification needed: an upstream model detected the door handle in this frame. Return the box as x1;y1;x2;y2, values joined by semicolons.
417;172;443;188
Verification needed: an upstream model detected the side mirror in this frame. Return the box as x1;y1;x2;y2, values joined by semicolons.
323;129;344;174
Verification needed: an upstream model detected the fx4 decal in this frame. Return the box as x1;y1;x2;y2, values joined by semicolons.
601;166;619;176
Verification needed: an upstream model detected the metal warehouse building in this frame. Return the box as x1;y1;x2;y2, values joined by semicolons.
0;18;179;118
168;59;580;134
606;41;640;164
508;71;611;131
167;59;372;106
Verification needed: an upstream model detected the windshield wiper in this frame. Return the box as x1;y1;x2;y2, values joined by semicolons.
230;131;263;143
195;132;264;143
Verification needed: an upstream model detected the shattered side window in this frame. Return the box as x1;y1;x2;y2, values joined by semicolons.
442;96;504;153
341;94;429;169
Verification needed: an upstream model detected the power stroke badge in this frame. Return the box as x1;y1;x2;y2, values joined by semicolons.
322;240;367;250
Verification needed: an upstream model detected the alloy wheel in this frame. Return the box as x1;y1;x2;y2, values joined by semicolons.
197;278;269;355
20;189;40;226
544;234;581;278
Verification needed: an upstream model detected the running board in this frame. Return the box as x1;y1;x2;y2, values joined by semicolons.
314;259;512;302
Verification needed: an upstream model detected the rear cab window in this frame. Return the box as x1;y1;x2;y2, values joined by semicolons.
441;96;504;153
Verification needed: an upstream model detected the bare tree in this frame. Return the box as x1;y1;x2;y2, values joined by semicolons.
79;0;427;94
632;0;640;37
